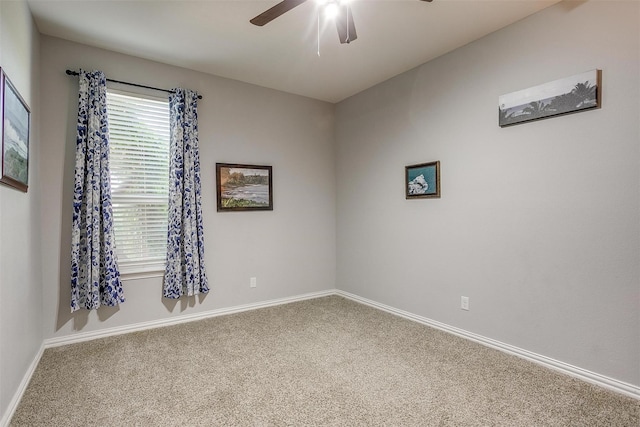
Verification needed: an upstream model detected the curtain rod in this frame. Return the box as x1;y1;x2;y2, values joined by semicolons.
65;70;203;100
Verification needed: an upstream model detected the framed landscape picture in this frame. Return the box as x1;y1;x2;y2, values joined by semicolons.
0;68;30;192
406;161;440;199
499;69;601;127
216;163;273;211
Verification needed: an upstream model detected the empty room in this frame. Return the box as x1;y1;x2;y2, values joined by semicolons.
0;0;638;425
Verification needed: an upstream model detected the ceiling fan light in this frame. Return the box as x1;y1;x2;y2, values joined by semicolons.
325;2;339;19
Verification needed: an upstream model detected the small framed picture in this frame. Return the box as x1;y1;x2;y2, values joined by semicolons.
406;161;440;199
0;68;30;192
216;163;273;211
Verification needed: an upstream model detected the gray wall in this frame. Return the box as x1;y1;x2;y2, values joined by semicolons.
0;1;42;421
39;36;336;339
335;1;639;386
2;3;638;420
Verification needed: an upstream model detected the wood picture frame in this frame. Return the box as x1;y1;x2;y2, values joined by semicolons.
499;69;601;127
0;68;30;192
216;163;273;211
406;161;440;199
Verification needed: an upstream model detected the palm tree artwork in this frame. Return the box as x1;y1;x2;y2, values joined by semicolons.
498;70;600;127
523;100;551;116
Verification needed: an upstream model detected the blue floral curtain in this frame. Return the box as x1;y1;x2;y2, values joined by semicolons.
70;70;124;311
163;88;209;299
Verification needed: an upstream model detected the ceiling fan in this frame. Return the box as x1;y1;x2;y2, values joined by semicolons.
250;0;433;45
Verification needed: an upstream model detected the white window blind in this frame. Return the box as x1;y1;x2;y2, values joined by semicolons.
107;89;170;275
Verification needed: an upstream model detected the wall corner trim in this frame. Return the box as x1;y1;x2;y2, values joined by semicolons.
335;290;640;400
1;344;45;427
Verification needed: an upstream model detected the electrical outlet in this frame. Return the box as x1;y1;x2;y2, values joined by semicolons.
461;296;469;311
250;277;257;288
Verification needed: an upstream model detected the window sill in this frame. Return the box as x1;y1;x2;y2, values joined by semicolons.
119;261;165;281
120;269;164;281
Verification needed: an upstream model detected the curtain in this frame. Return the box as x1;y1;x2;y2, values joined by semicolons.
70;70;124;312
163;88;209;298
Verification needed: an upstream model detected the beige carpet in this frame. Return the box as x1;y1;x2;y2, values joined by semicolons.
10;296;639;426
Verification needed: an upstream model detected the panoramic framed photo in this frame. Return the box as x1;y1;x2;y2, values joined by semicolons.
499;69;601;127
216;163;273;211
0;68;30;192
406;161;440;199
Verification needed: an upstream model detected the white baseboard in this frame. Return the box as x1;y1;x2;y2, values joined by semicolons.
4;288;637;427
336;290;640;400
44;289;335;348
1;343;44;427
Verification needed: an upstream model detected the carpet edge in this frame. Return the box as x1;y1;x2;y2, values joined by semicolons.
32;288;640;408
336;290;640;400
43;289;335;349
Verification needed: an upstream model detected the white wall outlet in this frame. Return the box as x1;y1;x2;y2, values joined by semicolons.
250;277;257;288
461;296;469;311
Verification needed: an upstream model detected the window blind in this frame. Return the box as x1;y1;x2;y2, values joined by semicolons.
107;89;170;274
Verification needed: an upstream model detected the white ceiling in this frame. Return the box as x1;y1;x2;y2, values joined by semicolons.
27;0;561;103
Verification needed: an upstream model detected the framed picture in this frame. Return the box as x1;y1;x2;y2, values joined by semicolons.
216;163;273;211
499;69;601;127
0;68;30;192
406;161;440;199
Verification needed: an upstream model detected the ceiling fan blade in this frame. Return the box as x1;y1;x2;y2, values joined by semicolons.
335;4;357;44
250;0;308;26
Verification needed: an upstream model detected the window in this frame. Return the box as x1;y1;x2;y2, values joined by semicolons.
107;89;170;275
